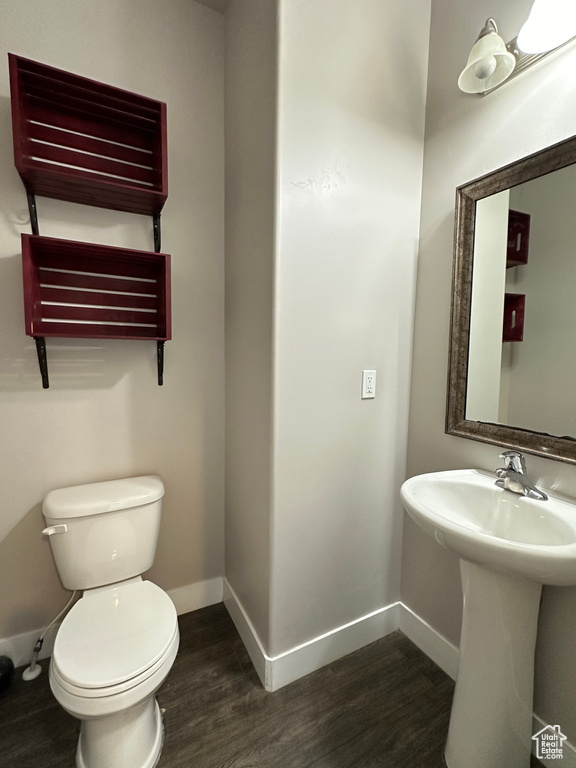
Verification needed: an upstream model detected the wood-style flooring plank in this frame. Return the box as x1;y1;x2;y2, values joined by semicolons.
158;633;438;768
0;673;77;767
306;685;452;768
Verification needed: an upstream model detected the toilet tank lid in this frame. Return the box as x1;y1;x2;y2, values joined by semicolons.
43;476;165;519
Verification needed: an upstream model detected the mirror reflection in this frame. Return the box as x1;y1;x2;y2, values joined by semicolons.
467;164;576;437
446;133;576;463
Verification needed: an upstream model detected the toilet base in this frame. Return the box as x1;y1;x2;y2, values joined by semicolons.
77;696;164;768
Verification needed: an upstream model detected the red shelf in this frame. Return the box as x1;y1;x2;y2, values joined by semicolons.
22;235;171;341
503;293;525;342
507;209;530;268
9;54;167;216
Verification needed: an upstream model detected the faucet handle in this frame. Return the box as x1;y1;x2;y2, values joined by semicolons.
499;450;527;474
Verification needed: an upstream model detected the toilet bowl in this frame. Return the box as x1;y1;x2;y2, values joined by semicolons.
49;579;179;768
42;476;179;768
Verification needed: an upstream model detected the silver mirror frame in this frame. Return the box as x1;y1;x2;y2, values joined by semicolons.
446;133;576;464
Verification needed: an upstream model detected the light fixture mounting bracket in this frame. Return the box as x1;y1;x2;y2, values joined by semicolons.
481;33;576;94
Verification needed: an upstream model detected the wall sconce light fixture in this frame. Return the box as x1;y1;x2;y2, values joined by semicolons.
459;1;576;94
458;19;516;93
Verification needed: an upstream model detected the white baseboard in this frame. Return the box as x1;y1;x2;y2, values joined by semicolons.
532;713;576;766
223;578;399;691
0;576;224;671
222;580;269;685
167;576;223;615
398;602;459;680
0;624;60;669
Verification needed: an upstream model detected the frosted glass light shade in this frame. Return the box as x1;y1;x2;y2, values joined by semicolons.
458;26;516;93
518;0;576;53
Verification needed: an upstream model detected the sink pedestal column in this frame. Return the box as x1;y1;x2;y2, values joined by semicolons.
445;560;542;768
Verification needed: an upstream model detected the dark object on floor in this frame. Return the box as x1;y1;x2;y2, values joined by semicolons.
0;656;15;696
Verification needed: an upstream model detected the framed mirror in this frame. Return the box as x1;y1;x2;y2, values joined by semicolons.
446;133;576;464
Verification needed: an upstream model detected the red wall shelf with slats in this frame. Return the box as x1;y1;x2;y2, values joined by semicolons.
507;209;530;268
22;235;171;342
503;293;525;343
9;54;168;216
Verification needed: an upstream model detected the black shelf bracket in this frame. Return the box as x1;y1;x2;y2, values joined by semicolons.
154;217;166;387
157;340;165;386
153;213;161;253
27;190;39;235
34;337;49;388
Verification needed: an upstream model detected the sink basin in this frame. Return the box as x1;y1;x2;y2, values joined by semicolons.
401;468;576;585
401;467;576;768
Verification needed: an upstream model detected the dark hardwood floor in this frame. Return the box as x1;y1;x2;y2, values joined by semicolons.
0;603;543;767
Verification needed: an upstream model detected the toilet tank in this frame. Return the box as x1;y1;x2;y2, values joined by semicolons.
42;476;165;590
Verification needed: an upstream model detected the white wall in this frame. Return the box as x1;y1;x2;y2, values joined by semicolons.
404;0;576;740
224;0;277;647
225;0;430;660
269;0;430;656
0;0;225;639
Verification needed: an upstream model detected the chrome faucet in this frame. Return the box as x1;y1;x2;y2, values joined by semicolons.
495;450;548;500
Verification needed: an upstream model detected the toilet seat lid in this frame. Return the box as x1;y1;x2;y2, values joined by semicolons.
53;580;178;689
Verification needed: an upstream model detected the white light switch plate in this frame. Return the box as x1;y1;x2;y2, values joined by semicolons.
362;370;376;399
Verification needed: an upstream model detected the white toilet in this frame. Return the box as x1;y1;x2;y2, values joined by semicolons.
42;475;180;768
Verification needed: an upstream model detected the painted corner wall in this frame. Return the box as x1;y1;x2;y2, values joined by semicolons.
404;0;576;741
269;0;430;656
225;0;430;659
0;0;225;640
224;0;278;647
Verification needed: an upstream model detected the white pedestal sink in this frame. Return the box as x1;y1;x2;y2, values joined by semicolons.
401;468;576;768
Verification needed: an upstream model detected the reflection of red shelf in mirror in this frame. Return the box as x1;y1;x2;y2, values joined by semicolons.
9;54;167;216
22;235;171;341
507;209;530;267
503;293;525;342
